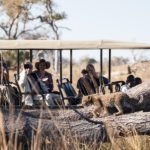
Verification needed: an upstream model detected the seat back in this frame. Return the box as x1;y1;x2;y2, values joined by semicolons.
62;80;77;97
57;78;81;105
77;77;96;96
78;75;109;95
57;78;77;98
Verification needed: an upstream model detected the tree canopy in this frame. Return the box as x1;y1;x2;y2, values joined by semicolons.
0;0;67;40
0;0;67;67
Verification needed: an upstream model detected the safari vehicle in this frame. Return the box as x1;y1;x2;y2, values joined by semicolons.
0;40;150;107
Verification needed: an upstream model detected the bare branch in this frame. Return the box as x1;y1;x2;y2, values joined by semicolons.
57;26;71;31
0;0;66;40
17;25;43;38
45;0;59;39
13;20;19;39
0;24;9;37
8;12;20;39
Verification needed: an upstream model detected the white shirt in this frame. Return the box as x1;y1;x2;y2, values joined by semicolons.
18;70;33;106
121;84;130;93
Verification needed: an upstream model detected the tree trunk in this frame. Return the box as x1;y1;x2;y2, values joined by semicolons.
1;109;150;144
1;81;150;147
126;81;150;111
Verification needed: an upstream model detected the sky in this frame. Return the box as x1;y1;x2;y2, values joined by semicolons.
54;0;150;62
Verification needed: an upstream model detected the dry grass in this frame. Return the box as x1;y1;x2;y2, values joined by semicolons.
1;106;150;150
3;60;150;149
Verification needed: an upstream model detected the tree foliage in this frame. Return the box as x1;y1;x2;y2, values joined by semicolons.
80;57;97;64
0;0;67;67
1;50;30;67
0;0;67;39
130;50;150;63
111;56;129;66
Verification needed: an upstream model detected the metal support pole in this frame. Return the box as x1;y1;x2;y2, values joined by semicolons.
70;49;73;83
29;49;33;63
17;50;20;79
55;50;58;72
108;49;111;82
100;49;103;84
59;49;62;83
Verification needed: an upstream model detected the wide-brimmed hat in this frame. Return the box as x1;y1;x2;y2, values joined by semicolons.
35;59;50;70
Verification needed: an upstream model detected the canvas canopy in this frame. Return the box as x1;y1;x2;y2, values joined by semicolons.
0;40;150;50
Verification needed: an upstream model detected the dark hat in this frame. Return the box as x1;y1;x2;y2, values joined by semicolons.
35;59;50;70
24;62;33;69
126;74;135;83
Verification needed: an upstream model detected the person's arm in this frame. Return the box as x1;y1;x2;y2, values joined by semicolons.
18;71;27;87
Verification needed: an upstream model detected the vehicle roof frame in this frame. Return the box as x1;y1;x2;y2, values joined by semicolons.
0;40;150;84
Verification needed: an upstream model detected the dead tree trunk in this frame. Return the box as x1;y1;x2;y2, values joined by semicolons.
127;81;150;98
1;81;150;146
126;81;150;111
1;109;150;145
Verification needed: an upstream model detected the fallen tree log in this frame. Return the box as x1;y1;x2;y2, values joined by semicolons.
0;81;150;148
1;109;150;144
126;81;150;111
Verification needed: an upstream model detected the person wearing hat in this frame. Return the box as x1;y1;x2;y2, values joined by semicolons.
19;61;61;107
34;59;53;92
34;59;61;105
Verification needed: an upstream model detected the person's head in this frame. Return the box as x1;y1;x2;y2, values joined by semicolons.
86;63;96;74
134;77;142;86
24;62;33;74
81;69;88;77
126;74;135;88
35;59;50;71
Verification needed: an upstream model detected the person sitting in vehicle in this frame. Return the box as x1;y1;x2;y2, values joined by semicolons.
77;69;95;96
0;55;9;84
77;64;109;95
134;77;142;86
86;63;109;93
33;59;60;101
34;59;53;92
121;74;135;93
126;74;135;88
19;62;61;107
18;62;34;106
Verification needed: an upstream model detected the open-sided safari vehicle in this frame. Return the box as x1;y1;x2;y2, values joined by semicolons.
0;40;150;108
